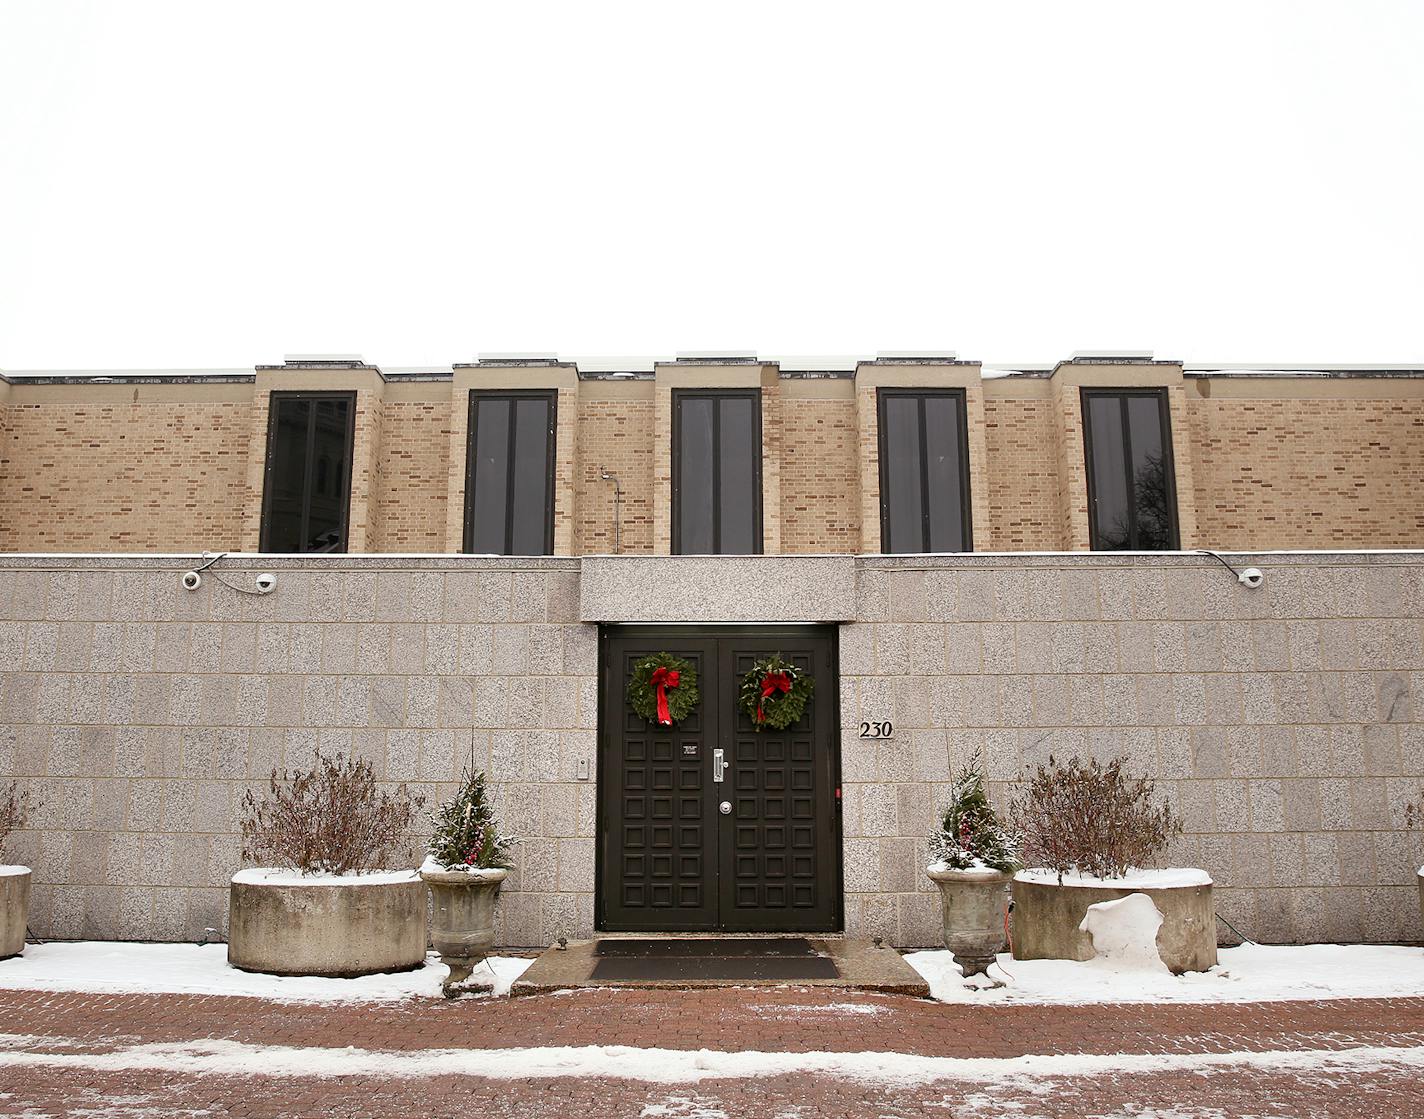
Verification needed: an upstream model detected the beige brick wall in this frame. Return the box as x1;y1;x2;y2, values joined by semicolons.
0;367;1420;556
372;392;451;553
574;383;655;555
779;382;860;554
0;389;251;552
1186;381;1424;550
981;391;1065;550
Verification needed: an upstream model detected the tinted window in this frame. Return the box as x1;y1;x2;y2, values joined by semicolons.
464;391;556;555
877;389;971;553
1083;389;1178;550
674;390;761;554
261;393;353;553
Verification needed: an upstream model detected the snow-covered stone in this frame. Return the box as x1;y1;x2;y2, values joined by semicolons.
1077;892;1167;972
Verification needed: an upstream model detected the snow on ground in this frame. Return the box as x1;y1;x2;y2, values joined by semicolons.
0;942;531;1002
905;942;1424;1005
0;1034;1421;1087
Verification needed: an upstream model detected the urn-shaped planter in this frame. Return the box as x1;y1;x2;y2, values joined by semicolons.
0;866;31;960
420;864;506;993
927;864;1012;976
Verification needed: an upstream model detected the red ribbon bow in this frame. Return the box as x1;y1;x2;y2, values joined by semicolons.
650;665;680;725
756;671;793;724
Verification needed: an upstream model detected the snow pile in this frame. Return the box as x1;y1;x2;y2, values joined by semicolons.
0;942;531;1002
1015;867;1211;889
230;868;420;887
1078;893;1166;972
905;942;1424;1005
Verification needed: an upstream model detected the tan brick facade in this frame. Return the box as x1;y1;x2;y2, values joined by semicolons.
1185;378;1424;550
0;359;1420;555
372;388;451;553
982;386;1063;550
0;383;251;552
779;381;860;554
574;383;655;555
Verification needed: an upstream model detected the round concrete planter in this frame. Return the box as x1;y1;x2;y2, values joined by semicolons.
420;865;506;992
227;869;426;978
926;864;1012;976
1011;869;1217;974
0;866;31;960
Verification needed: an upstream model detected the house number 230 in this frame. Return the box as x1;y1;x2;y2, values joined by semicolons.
859;721;894;740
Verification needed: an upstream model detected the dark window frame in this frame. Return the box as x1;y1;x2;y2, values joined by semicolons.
671;388;764;555
1080;386;1181;551
259;390;357;554
462;388;558;555
876;387;974;554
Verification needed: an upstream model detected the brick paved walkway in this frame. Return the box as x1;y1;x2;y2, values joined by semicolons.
2;986;1422;1117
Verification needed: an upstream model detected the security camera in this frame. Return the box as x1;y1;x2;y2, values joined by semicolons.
180;570;202;591
254;572;277;595
1237;567;1264;590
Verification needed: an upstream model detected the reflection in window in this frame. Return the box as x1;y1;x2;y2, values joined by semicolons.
464;391;556;555
673;390;761;554
1083;389;1179;550
877;389;972;553
261;394;354;553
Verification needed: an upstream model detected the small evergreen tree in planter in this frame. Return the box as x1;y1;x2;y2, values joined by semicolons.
229;753;426;978
926;757;1020;975
1007;755;1214;974
0;782;34;960
420;769;515;994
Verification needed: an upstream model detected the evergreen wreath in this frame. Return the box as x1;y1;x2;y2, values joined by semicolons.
626;652;700;726
739;654;815;731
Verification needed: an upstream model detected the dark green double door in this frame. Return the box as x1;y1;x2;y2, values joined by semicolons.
598;626;841;932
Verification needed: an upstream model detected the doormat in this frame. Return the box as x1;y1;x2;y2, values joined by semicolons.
589;938;840;981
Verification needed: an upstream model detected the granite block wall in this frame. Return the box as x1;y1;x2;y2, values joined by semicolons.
0;556;597;947
841;553;1424;947
1;551;1420;949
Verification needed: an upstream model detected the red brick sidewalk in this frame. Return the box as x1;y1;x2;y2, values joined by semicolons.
2;986;1423;1117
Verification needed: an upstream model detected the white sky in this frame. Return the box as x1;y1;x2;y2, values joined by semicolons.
1;1;1421;370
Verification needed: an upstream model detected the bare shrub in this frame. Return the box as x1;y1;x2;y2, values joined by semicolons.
1009;755;1182;880
0;781;32;855
240;753;423;876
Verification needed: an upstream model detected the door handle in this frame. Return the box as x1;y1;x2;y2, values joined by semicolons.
720;801;732;815
712;748;726;783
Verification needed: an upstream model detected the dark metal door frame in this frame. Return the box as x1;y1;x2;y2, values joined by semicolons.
596;623;842;933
